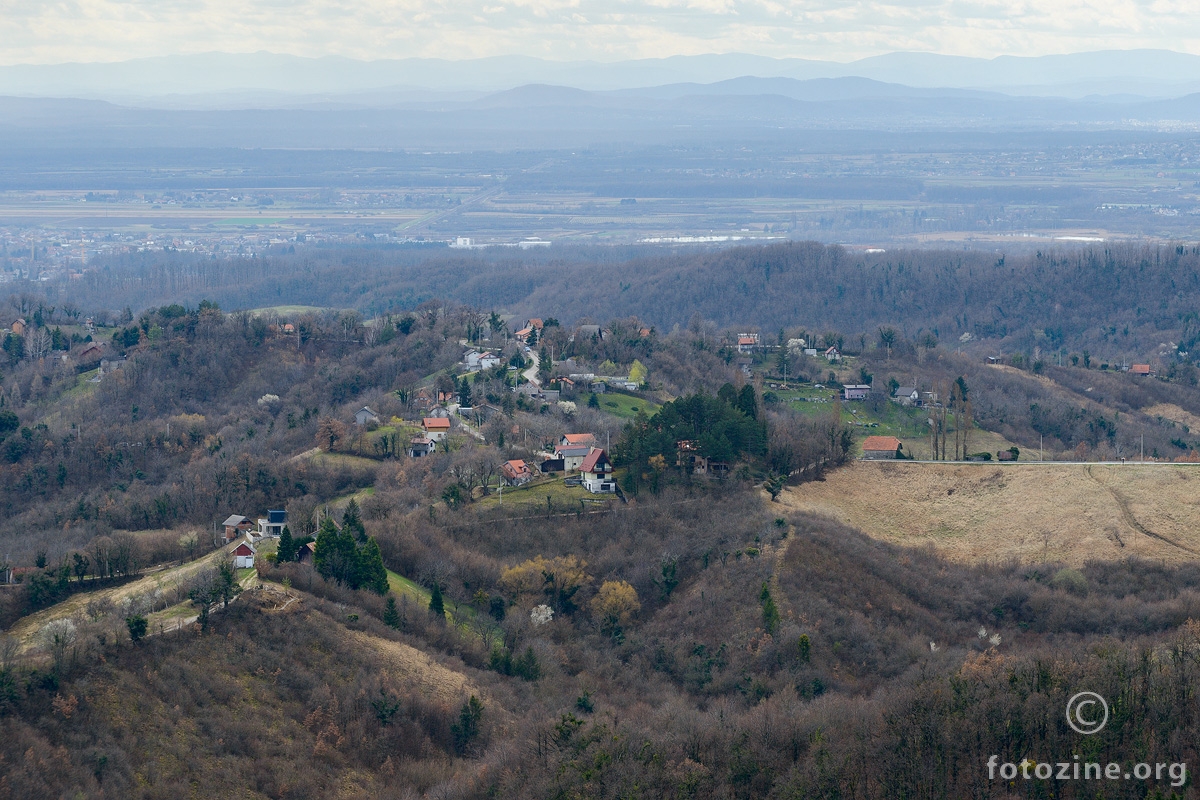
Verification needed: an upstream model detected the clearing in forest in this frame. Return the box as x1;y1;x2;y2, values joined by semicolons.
777;461;1200;565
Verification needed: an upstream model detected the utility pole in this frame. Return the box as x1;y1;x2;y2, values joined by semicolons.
1141;434;1144;462
1040;434;1043;462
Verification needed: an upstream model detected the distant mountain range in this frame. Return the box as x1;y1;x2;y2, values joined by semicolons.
3;72;1200;151
3;49;1200;105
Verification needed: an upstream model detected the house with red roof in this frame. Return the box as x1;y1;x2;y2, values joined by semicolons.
232;540;256;569
500;459;533;486
861;436;902;460
422;417;451;441
580;448;616;493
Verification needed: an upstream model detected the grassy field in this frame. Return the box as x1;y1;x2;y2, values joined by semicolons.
475;475;616;513
777;461;1200;565
766;383;1017;458
590;392;660;420
247;305;328;317
308;451;382;471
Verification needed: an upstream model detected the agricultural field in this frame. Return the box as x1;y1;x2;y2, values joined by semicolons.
778;460;1200;565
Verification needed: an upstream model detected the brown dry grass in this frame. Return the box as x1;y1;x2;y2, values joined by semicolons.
1143;403;1200;431
5;539;259;655
346;630;480;707
776;461;1200;565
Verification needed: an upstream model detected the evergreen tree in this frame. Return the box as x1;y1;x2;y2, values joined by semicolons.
357;537;389;595
737;384;759;419
514;646;541;681
276;525;295;563
428;582;445;618
342;499;366;542
451;695;484;753
126;615;148;643
312;516;339;579
383;595;401;629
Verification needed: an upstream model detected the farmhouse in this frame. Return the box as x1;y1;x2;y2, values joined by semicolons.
861;435;902;460
1131;364;1152;376
892;386;920;406
354;406;380;426
825;347;841;362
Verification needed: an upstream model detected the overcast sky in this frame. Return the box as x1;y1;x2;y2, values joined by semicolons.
1;0;1197;64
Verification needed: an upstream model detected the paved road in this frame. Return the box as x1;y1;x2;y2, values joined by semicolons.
865;459;1200;467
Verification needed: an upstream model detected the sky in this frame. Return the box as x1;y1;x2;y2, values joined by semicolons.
1;0;1198;64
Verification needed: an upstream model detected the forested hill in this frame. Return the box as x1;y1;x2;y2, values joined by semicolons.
49;241;1200;356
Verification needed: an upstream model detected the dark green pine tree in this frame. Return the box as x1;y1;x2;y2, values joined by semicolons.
428;582;445;618
276;525;295;563
342;498;366;542
383;595;401;629
312;517;339;579
357;537;389;595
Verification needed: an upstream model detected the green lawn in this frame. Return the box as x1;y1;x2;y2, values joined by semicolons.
475;475;616;513
589;392;660;420
386;569;477;625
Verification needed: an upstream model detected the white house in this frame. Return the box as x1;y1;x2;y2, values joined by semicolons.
258;509;287;537
843;384;871;401
409;435;435;458
825;347;842;362
892;386;920;406
354;406;380;426
464;350;501;370
580;448;616;494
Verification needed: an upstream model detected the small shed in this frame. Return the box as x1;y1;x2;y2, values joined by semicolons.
232;541;256;569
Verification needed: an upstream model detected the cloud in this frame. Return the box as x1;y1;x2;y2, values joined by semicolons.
0;0;1199;64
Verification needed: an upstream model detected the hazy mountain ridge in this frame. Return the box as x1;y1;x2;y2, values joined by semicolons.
4;49;1200;104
